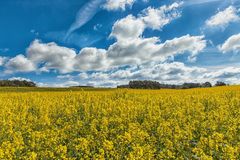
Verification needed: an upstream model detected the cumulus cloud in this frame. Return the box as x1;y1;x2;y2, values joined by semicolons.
205;6;240;29
202;66;240;84
67;63;240;87
5;55;36;73
2;2;206;74
44;61;240;87
110;15;145;41
65;0;149;40
38;63;240;87
106;2;206;64
103;0;150;11
2;40;108;73
65;62;208;87
0;57;7;66
1;34;206;74
74;48;108;71
59;80;80;87
117;62;207;84
219;33;240;53
110;2;182;41
27;40;77;73
108;2;206;64
108;34;206;65
103;0;136;11
57;74;74;80
78;72;89;79
8;77;32;82
140;2;183;30
38;80;80;88
155;35;206;61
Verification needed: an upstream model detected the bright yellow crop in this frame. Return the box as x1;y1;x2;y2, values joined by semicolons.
0;86;239;159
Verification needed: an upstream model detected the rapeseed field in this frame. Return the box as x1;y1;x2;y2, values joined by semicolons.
0;86;239;159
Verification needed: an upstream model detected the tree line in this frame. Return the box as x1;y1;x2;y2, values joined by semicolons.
117;80;227;89
0;79;228;89
0;80;36;87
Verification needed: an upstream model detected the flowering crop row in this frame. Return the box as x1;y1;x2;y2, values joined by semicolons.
0;87;239;159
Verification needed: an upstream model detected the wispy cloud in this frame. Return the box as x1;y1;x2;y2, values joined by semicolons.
0;48;9;53
64;0;105;41
183;0;222;6
46;31;104;48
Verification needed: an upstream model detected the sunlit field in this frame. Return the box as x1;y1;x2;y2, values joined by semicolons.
0;86;239;159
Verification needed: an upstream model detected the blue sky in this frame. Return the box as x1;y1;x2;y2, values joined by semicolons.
0;0;240;87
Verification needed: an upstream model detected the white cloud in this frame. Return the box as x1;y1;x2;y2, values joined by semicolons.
107;34;206;65
0;57;7;66
66;62;208;87
69;63;240;87
184;0;222;6
219;33;240;53
106;2;206;64
155;35;206;60
112;62;207;84
78;72;89;79
2;37;205;75
38;80;80;88
206;6;240;29
103;0;135;11
27;40;77;73
89;72;110;80
74;48;108;71
24;33;205;74
5;55;36;73
57;74;74;80
60;80;80;87
110;2;182;41
1;2;206;74
140;2;182;30
34;62;240;87
65;0;146;39
8;77;32;82
25;32;206;73
110;15;145;41
107;37;160;65
65;0;104;40
26;40;109;73
34;63;240;87
110;69;134;79
202;66;240;84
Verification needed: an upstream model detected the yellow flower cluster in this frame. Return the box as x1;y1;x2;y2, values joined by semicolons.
0;86;239;159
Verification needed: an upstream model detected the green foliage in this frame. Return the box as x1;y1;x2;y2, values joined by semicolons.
0;80;36;87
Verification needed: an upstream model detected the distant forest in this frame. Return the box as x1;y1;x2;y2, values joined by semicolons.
0;80;36;87
0;79;228;89
117;81;227;89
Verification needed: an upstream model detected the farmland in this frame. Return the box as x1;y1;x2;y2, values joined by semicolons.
0;86;239;159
